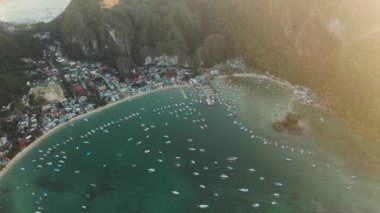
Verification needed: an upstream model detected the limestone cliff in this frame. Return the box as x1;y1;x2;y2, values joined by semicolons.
51;0;228;71
50;0;380;140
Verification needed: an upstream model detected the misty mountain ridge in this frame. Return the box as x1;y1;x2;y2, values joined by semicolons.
2;0;380;141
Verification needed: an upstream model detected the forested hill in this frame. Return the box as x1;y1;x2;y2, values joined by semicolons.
0;0;365;141
225;0;380;142
0;27;43;106
49;0;231;73
49;0;380;141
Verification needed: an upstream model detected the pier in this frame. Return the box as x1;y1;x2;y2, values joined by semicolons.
179;87;188;99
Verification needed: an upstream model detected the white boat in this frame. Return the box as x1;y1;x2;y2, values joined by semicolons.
274;182;284;187
226;166;234;170
171;191;180;195
251;203;260;209
197;204;209;209
226;156;238;162
147;168;156;173
220;174;229;180
248;168;256;173
238;188;249;192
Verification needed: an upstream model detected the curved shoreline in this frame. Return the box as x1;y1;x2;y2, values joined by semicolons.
0;85;187;180
218;73;292;88
218;73;323;108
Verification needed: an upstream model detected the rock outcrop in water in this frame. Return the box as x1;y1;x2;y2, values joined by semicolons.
272;113;303;135
27;0;380;141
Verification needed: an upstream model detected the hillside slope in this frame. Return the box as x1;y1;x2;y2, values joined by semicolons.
0;27;43;106
228;0;380;141
51;0;380;141
50;0;229;73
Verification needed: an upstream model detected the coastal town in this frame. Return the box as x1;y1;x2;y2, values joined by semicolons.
0;31;317;171
0;31;213;169
0;31;188;169
2;1;380;212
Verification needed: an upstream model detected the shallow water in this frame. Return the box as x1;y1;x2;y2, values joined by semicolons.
1;78;380;213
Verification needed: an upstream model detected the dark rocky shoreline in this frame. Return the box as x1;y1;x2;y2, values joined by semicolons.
272;113;303;135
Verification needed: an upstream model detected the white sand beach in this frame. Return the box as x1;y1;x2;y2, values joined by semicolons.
0;85;187;180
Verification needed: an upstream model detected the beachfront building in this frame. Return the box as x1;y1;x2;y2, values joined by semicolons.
0;137;9;149
0;31;193;166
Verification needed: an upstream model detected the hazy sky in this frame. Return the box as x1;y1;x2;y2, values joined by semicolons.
0;0;71;23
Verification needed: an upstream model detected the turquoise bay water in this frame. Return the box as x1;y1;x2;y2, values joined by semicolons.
1;78;380;213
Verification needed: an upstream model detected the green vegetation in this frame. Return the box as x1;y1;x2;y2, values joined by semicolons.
0;28;43;106
0;0;379;143
47;0;380;141
220;1;380;142
50;0;229;70
29;94;47;106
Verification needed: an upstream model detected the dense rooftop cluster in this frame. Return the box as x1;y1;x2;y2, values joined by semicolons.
0;32;195;168
0;31;317;170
